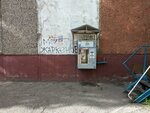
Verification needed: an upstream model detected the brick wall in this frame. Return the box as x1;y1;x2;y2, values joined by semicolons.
101;0;150;54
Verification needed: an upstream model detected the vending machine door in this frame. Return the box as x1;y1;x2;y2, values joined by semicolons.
79;48;89;64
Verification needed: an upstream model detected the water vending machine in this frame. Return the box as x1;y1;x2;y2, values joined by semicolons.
71;24;99;69
77;40;96;69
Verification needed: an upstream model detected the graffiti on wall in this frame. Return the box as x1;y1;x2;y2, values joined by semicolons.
43;35;68;46
39;35;74;54
41;46;73;54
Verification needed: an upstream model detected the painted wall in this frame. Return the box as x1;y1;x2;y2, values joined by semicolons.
0;55;149;82
101;0;150;54
37;0;99;54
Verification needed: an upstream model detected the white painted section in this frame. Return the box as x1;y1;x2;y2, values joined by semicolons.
37;0;99;54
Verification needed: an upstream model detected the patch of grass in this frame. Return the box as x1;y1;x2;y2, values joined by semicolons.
144;99;150;106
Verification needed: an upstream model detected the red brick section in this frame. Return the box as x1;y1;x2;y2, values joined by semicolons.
0;56;5;80
1;56;39;81
0;55;149;82
101;0;150;54
40;55;77;81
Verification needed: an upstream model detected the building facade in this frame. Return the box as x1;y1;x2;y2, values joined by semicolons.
0;0;149;81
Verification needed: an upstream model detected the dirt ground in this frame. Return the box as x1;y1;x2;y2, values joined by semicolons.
0;82;149;113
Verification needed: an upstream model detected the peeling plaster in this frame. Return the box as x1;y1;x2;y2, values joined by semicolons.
37;0;99;54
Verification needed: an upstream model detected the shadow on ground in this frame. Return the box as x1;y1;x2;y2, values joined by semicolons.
0;81;130;110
